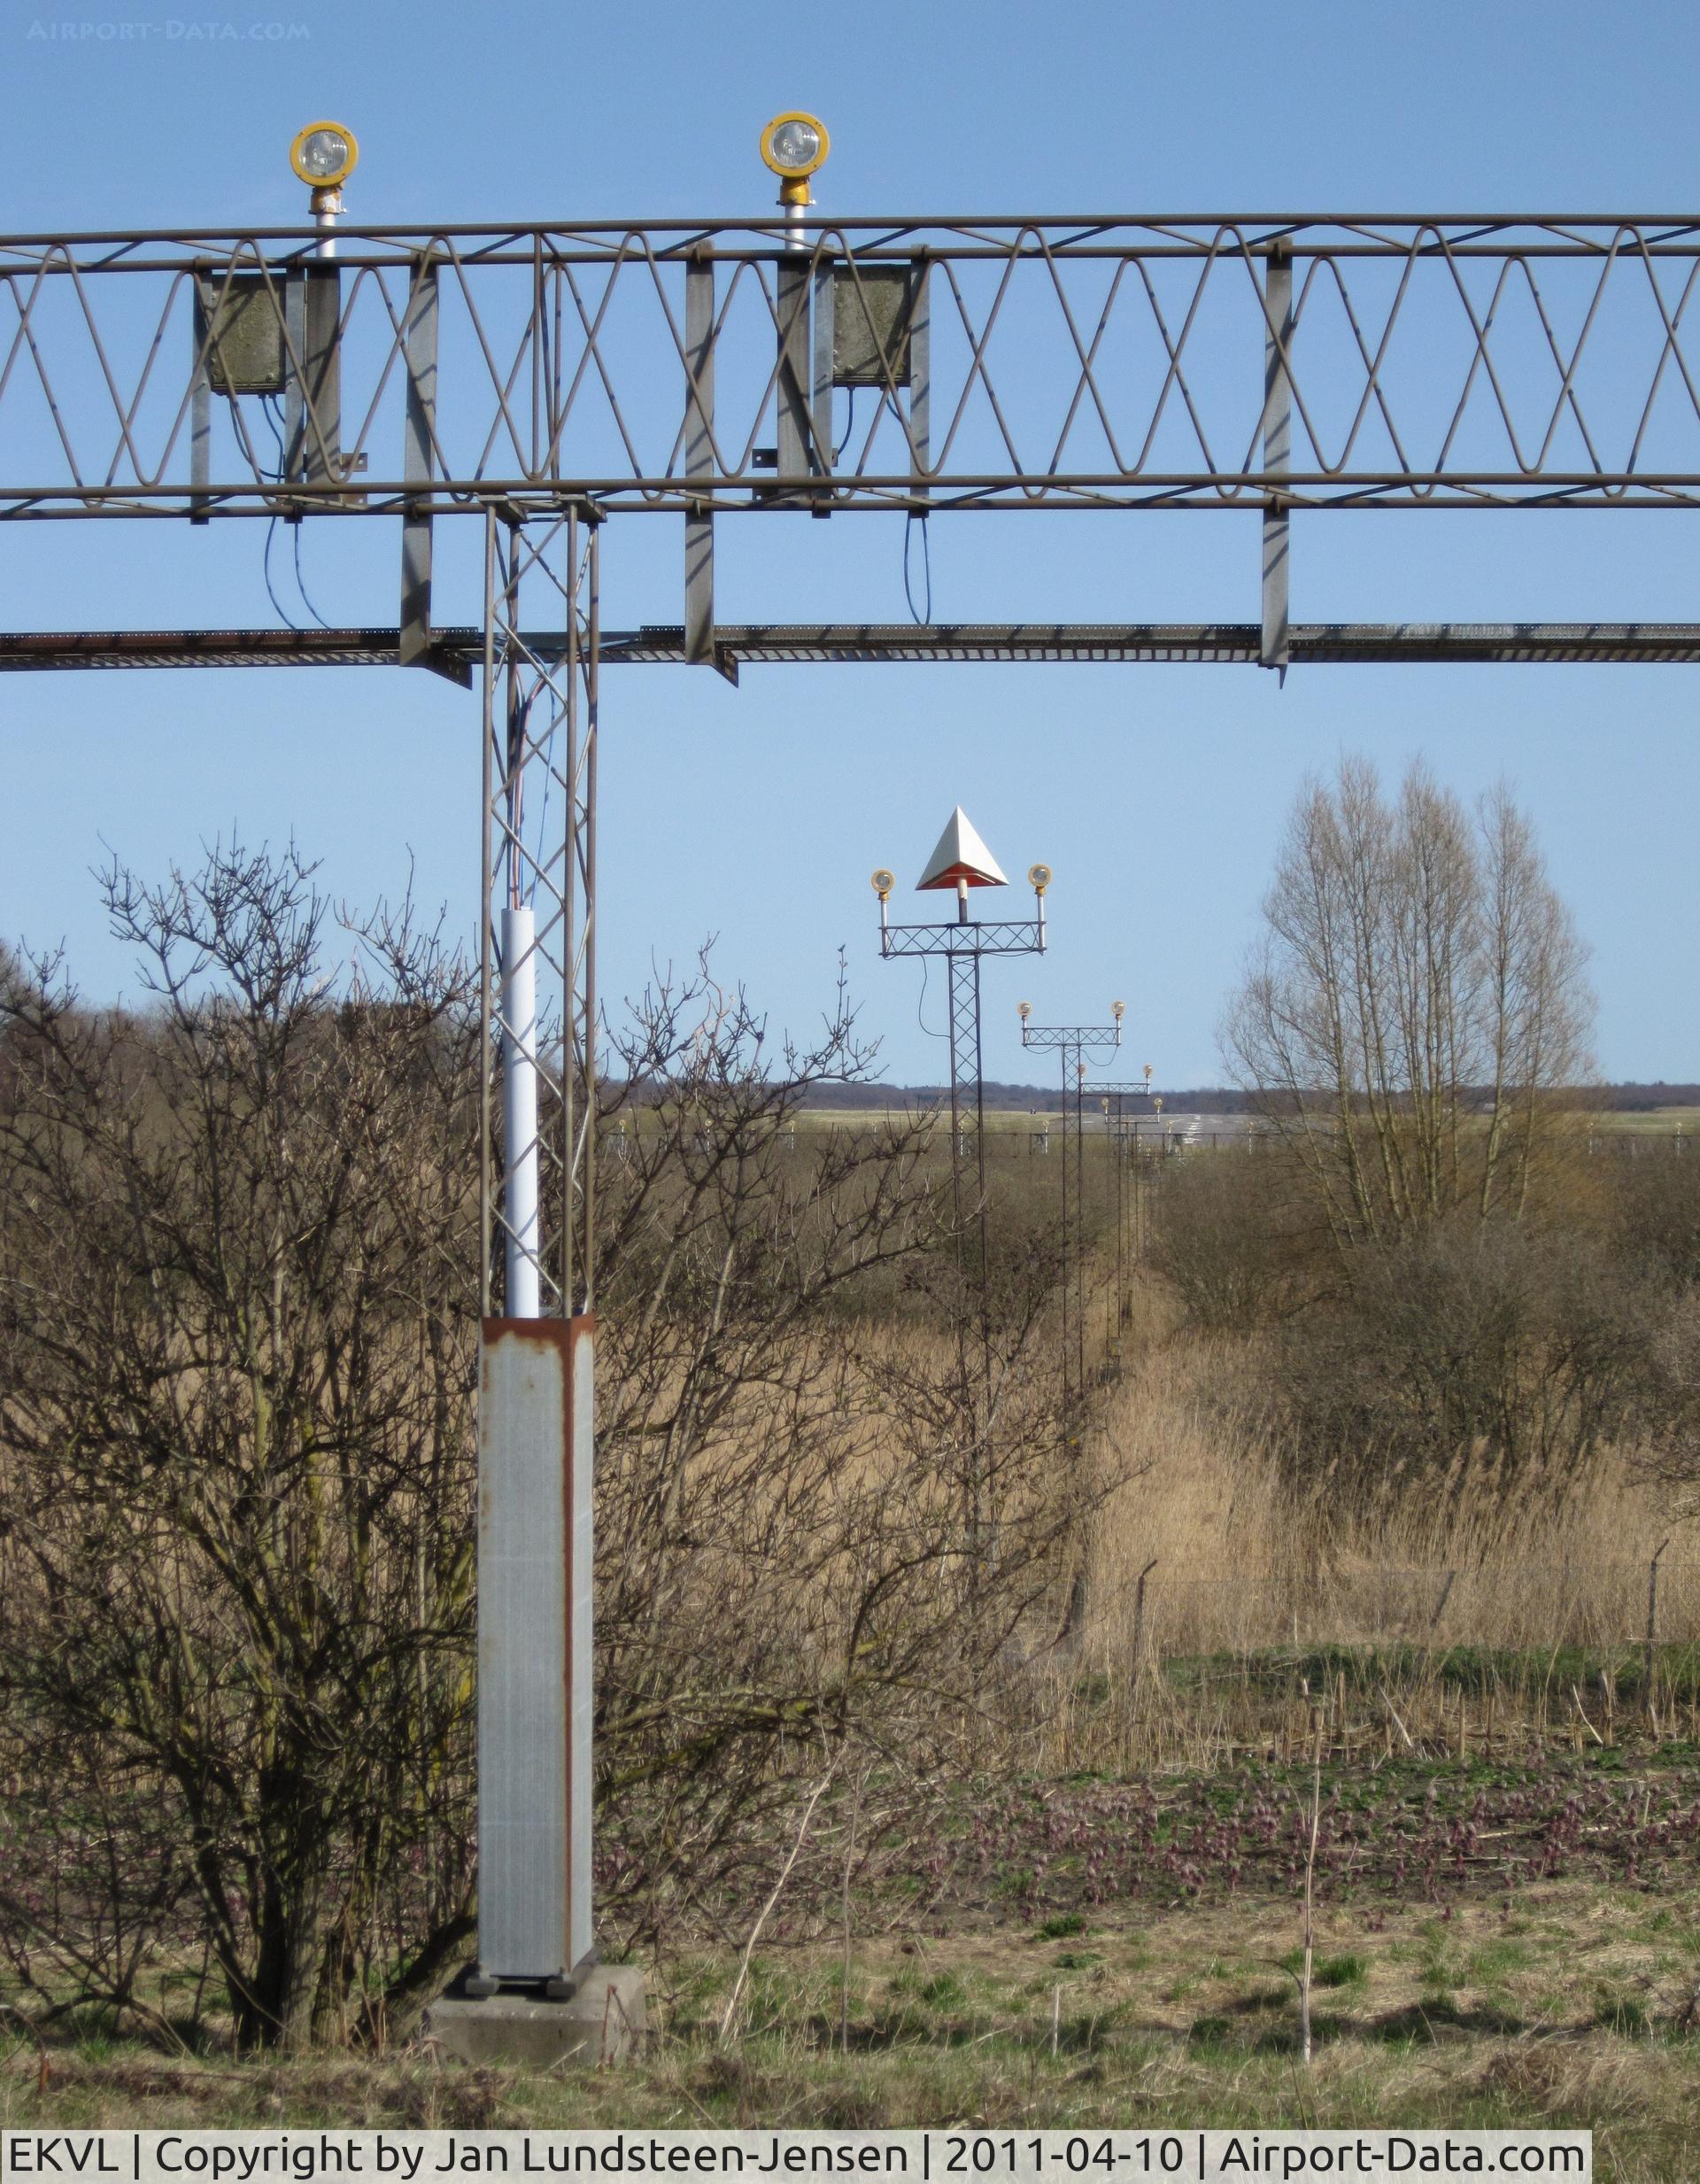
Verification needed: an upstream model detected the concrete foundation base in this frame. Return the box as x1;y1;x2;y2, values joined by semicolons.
427;1967;646;2067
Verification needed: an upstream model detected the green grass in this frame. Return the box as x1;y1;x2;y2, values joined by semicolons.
9;1880;1700;2181
1279;1948;1369;1989
1160;1640;1700;1704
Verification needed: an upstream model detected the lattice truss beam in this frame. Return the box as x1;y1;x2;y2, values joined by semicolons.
10;215;1700;521
481;510;597;1318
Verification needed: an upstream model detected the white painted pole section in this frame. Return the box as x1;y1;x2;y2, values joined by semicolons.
312;184;342;261
501;903;541;1318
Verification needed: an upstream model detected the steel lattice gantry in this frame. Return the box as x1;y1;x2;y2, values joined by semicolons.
16;212;1700;670
12;204;1700;2002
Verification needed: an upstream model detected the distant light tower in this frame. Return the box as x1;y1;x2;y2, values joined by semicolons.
872;807;1049;1390
1091;1066;1173;1341
1017;1003;1124;1412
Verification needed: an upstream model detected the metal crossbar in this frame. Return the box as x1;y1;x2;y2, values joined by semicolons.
12;214;1700;519
10;621;1700;671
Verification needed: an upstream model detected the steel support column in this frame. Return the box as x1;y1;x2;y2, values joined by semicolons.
398;254;439;669
1261;240;1292;673
684;252;715;664
474;507;599;1994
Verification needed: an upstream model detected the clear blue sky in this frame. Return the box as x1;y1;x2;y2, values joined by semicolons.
3;0;1698;1089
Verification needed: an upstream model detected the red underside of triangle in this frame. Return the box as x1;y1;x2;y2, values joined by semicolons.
916;862;1001;889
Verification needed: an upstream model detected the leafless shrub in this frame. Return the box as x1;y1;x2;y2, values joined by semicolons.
586;959;1084;1940
0;850;1079;2044
1146;1149;1309;1330
1271;1221;1649;1519
0;846;483;2050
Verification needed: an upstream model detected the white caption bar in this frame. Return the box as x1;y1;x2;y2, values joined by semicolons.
0;2135;1592;2184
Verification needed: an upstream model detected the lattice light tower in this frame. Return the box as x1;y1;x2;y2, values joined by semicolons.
468;507;599;2002
872;811;1048;1352
1092;1068;1173;1345
1018;1003;1125;1413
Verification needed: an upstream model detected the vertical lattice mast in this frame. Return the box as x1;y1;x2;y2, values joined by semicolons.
472;508;600;1997
1017;1011;1125;1415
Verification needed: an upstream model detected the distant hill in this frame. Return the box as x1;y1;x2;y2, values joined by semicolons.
799;1080;1700;1115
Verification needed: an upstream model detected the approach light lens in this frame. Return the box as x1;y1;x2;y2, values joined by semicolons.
1028;863;1052;892
870;867;895;897
1017;1001;1032;1021
290;121;359;188
761;112;830;179
770;120;819;169
1111;1000;1125;1021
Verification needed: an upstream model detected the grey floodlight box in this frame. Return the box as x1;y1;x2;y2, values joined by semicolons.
832;265;916;388
196;275;288;396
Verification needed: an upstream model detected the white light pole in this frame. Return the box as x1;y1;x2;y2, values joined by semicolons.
500;902;541;1318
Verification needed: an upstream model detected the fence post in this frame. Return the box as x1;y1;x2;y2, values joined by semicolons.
1644;1536;1671;1723
1131;1557;1158;1680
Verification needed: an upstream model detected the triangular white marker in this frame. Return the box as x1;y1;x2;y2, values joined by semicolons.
916;806;1009;891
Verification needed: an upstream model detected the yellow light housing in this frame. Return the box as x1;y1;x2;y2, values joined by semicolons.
290;120;359;190
1017;1001;1032;1021
760;111;829;205
1027;863;1052;895
1111;999;1126;1022
870;867;895;900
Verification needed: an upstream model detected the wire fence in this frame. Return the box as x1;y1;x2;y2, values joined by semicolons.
1082;1556;1700;1664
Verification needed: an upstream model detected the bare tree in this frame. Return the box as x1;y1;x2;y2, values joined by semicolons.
1223;757;1593;1266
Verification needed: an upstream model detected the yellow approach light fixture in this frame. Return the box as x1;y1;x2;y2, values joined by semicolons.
1017;1001;1032;1022
870;868;896;900
760;112;830;205
1111;1000;1126;1022
290;120;359;190
1027;863;1053;895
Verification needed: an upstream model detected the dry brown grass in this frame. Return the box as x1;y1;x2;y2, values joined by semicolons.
1079;1311;1700;1669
